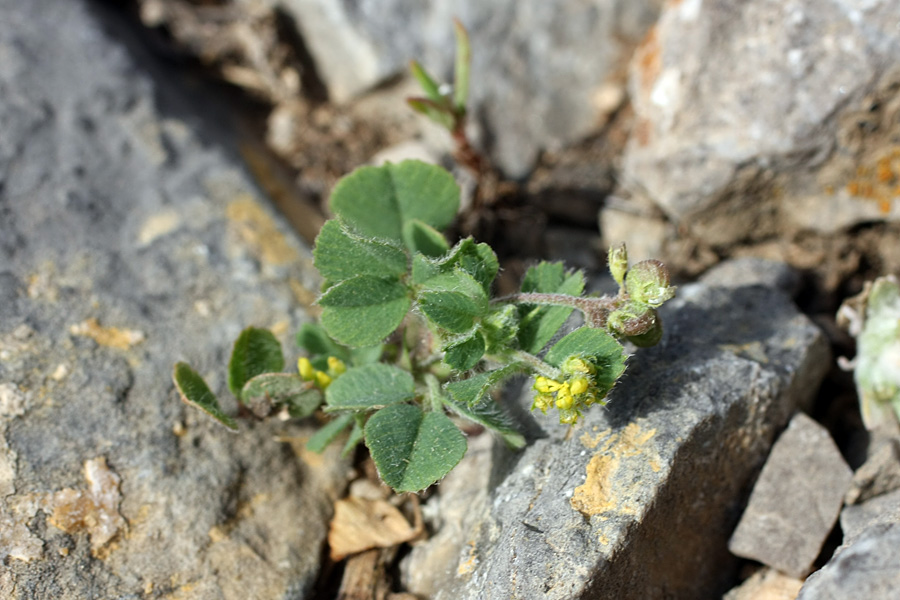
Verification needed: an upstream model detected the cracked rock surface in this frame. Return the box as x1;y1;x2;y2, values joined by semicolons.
0;0;344;597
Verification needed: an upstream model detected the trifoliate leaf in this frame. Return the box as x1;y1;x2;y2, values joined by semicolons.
241;373;322;418
443;330;485;371
227;327;285;399
517;262;585;353
365;403;467;492
442;393;525;449
319;276;411;347
325;363;415;411
314;220;408;283
329;161;460;248
403;219;450;258
173;362;238;431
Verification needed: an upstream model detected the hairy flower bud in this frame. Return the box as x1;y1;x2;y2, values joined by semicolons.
608;243;628;287
625;260;675;307
608;304;657;337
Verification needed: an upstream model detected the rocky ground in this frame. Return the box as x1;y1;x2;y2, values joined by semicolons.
2;0;900;598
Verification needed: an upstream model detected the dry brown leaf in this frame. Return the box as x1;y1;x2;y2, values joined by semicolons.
328;496;420;561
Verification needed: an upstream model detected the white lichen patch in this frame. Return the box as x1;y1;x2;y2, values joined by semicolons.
0;383;27;418
138;209;182;247
45;456;126;553
838;275;900;430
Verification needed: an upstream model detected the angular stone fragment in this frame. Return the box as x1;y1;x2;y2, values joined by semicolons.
0;0;342;596
728;413;852;578
723;567;803;600
797;522;900;600
845;438;900;505
624;0;900;243
840;487;900;547
401;277;830;599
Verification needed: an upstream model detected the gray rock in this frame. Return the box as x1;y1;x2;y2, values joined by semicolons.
623;0;900;244
845;437;900;505
840;487;900;546
0;0;344;597
701;258;802;298
728;413;852;579
266;0;662;177
797;521;900;600
401;282;830;599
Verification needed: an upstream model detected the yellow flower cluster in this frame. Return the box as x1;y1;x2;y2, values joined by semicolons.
298;356;346;389
531;357;605;424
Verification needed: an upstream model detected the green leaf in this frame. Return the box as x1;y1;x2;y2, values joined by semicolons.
517;263;585;353
341;418;366;458
445;364;524;407
314;220;408;283
325;363;415;411
453;20;470;113
482;304;519;353
306;413;354;453
365;403;467;492
319;276;411;347
173;362;238;432
442;394;525;449
409;60;444;104
403;219;450;258
411;239;498;292
545;327;627;394
443;330;485;371
407;98;455;130
418;271;488;333
227;327;285;399
329;161;460;247
241;373;322;418
297;322;351;363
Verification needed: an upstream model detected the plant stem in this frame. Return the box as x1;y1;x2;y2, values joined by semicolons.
491;293;619;328
508;350;563;381
424;373;444;412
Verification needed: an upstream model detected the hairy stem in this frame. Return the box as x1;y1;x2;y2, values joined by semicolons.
508;350;563;381
491;293;619;328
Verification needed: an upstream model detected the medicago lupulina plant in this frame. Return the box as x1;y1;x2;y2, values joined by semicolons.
173;159;675;493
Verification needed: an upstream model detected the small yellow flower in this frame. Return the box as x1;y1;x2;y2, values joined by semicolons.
569;377;589;395
327;356;346;376
315;371;332;388
298;357;315;380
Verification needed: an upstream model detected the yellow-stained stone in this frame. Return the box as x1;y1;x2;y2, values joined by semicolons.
226;196;298;265
69;318;146;350
571;422;658;518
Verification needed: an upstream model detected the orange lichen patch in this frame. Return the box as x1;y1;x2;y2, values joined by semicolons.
226;195;298;265
634;27;661;99
570;423;658;518
843;147;900;214
327;496;422;561
457;540;478;575
45;457;126;555
69;318;145;350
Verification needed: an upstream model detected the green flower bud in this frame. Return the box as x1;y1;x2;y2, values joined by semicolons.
608;243;628;287
608;304;657;337
625;260;675;307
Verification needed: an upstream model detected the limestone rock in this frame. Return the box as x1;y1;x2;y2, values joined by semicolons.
840;487;900;547
797;521;900;600
0;0;343;596
400;278;830;599
624;0;900;244
728;413;852;578
264;0;662;177
844;438;900;505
